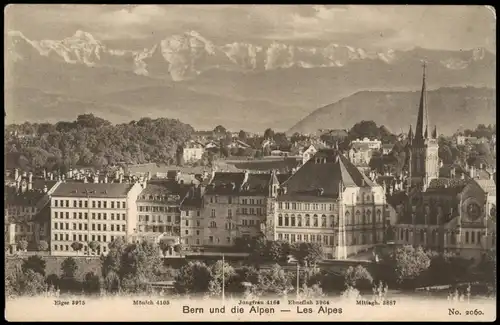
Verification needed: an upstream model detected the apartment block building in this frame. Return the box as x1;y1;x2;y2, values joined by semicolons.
202;171;280;247
49;182;143;256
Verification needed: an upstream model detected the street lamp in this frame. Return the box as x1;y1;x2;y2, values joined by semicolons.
287;256;300;299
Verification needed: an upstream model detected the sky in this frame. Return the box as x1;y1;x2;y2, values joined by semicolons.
5;5;496;51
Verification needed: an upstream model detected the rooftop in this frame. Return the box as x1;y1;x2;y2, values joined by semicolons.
51;183;135;198
279;149;375;201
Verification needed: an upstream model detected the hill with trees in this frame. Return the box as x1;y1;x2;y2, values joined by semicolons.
4;114;194;172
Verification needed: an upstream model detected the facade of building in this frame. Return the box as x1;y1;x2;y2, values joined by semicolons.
351;138;382;150
182;140;205;162
393;65;496;261
348;143;373;167
302;145;318;165
267;149;388;260
202;171;279;247
49;182;143;256
4;170;61;252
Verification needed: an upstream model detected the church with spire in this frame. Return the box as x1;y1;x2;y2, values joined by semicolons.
407;62;440;192
391;64;496;262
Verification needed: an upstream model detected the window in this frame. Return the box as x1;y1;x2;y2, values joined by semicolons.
209;236;214;243
111;202;114;209
291;234;296;242
471;232;476;244
55;211;58;218
121;225;125;231
92;224;96;231
291;216;296;227
122;202;126;209
228;197;232;204
465;231;469;244
210;221;217;228
211;209;216;218
196;230;200;235
305;215;310;227
92;201;96;208
196;220;200;227
278;233;283;240
185;220;189;226
103;201;107;208
278;214;283;226
322;215;327;227
285;202;290;209
313;215;318;227
226;237;231;243
84;213;88;220
97;201;101;209
284;215;289;226
185;230;189;235
228;209;232;219
297;215;302;227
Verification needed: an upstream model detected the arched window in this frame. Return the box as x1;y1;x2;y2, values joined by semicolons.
355;210;361;224
291;215;296;227
321;215;327;227
297;214;302;227
420;229;425;242
313;214;319;227
366;210;372;224
278;214;283;226
305;214;310;227
284;214;289;227
210;221;217;228
329;215;335;227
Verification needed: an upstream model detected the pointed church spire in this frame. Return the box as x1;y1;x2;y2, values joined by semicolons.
432;125;437;139
415;61;428;141
407;124;413;145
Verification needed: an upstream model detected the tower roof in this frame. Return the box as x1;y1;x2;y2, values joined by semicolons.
414;62;429;142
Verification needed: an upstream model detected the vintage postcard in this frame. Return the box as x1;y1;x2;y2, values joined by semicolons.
4;4;496;322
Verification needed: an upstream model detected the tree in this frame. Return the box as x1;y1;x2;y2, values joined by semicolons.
119;241;163;293
381;245;431;289
174;261;212;294
61;257;78;279
255;264;292;297
159;238;175;256
208;260;237;296
264;128;275;140
249;235;269;263
427;251;472;285
83;272;101;295
477;248;496;286
174;243;183;254
22;255;46;276
291;242;323;267
71;242;84;255
18;269;47;297
238;130;247;142
17;239;28;252
344;265;374;291
88;241;99;255
38;240;49;251
267;240;291;264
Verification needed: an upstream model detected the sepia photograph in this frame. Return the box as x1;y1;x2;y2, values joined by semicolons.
4;4;496;321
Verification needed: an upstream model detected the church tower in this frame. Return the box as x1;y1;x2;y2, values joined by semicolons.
409;63;439;190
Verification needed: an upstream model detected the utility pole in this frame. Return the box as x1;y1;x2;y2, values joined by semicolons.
296;262;300;299
222;254;225;303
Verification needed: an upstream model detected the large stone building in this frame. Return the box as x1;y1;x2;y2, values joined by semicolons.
267;148;388;259
393;64;496;261
202;171;279;247
49;181;143;256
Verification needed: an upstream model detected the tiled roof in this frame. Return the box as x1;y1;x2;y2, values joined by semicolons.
474;179;496;195
138;180;189;201
427;177;470;190
205;172;247;195
350;143;372;151
277;173;292;184
52;183;135;198
229;158;301;173
5;188;46;206
240;173;272;196
279;149;373;200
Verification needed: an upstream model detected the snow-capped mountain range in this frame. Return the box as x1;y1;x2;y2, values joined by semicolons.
6;29;494;81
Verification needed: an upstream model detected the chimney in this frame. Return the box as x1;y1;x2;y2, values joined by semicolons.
43;185;48;193
104;175;108;184
470;166;475;179
14;168;19;180
22;171;27;178
461;173;465;180
43;169;47;180
83;176;88;184
93;174;99;184
119;173;123;184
